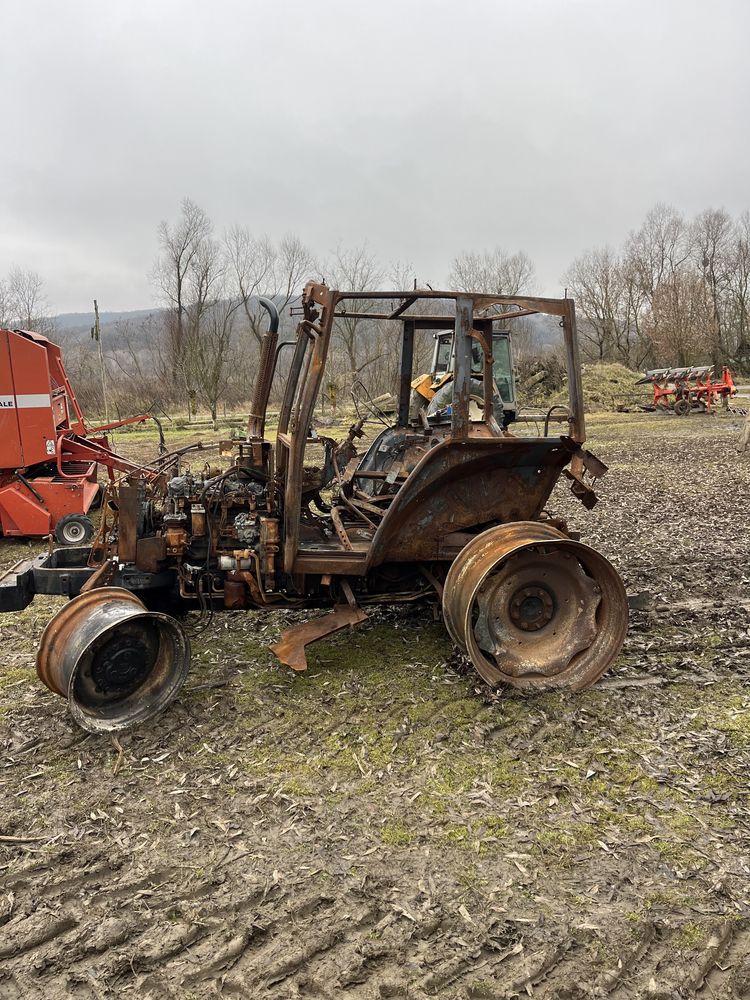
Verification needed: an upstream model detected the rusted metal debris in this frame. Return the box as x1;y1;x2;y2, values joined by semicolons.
1;283;629;731
271;604;369;673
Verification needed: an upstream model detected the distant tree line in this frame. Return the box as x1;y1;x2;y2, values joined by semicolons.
57;199;541;424
564;203;750;370
4;199;749;423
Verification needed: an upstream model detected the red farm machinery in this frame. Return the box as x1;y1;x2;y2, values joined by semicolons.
0;327;155;542
637;365;738;415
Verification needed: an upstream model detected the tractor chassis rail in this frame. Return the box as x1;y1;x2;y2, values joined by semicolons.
0;547;172;612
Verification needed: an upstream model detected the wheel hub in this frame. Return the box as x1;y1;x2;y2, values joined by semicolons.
509;585;554;631
442;523;628;692
473;547;601;680
92;638;151;694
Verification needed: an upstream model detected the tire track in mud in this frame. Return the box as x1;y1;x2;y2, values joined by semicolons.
699;922;750;997
0;912;79;961
0;861;384;998
2;857;748;1000
595;919;750;1000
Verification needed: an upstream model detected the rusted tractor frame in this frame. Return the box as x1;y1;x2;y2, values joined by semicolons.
1;285;628;731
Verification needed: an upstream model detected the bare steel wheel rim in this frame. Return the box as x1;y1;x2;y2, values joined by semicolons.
472;547;602;681
37;587;191;733
443;522;628;692
63;521;86;543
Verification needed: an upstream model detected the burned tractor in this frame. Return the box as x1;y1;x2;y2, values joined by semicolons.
0;285;628;732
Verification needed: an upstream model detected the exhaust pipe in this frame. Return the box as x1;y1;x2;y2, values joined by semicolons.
246;296;280;440
37;587;190;733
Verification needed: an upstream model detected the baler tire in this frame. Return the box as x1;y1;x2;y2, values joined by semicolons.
55;514;95;546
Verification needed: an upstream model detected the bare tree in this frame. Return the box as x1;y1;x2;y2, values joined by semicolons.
326;244;384;376
727;212;750;362
0;267;54;334
646;270;711;368
449;248;535;295
619;255;650;366
690;207;734;366
190;293;242;427
153;198;213;390
624;203;690;305
226;228;313;347
225;227;276;347
563;248;640;363
0;279;11;328
107;316;171;413
276;234;314;313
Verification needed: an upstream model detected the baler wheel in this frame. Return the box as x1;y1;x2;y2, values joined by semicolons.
443;522;628;691
55;513;95;545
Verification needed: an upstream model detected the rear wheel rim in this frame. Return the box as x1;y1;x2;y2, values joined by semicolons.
443;523;628;691
472;547;602;683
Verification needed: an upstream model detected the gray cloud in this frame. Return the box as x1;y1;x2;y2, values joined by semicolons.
1;0;748;312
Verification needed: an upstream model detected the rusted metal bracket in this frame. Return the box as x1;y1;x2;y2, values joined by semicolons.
562;442;609;509
419;564;444;598
577;447;608;480
563;469;598;509
269;579;368;672
79;558;117;593
330;506;354;551
560;437;609;479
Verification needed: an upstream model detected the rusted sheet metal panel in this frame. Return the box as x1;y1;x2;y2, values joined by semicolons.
366;437;573;568
270;603;368;672
136;535;168;573
117;480;140;564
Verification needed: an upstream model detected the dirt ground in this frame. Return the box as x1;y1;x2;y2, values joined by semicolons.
0;411;749;999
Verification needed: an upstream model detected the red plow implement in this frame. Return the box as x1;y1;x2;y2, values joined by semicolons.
637;365;741;415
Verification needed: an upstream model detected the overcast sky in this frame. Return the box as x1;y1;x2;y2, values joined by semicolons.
1;0;748;313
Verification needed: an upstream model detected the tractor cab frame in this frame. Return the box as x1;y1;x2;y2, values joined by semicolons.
277;285;587;578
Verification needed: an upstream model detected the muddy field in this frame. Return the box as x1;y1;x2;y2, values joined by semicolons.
0;412;749;999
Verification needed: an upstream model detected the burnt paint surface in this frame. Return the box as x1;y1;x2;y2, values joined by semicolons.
366;436;572;567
